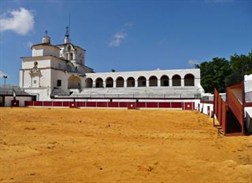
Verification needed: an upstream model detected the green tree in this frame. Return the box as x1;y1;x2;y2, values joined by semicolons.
225;52;252;86
196;57;231;93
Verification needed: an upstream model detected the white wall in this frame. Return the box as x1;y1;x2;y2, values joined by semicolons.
24;88;51;101
22;59;51;69
198;102;214;117
245;74;252;102
51;70;69;90
4;96;33;107
32;46;59;57
21;69;51;88
32;49;43;57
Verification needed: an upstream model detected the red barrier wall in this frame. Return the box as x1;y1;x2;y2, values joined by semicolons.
25;101;195;110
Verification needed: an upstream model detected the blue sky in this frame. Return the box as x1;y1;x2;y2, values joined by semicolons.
0;0;251;85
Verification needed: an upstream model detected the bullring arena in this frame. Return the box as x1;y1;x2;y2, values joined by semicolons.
0;31;252;183
0;108;252;183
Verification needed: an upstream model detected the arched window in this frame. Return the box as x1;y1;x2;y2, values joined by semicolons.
149;76;158;87
70;53;73;60
160;75;169;86
116;77;124;87
172;75;181;86
95;78;103;88
85;78;93;88
127;77;135;87
184;74;195;86
138;76;146;87
68;75;81;89
106;77;113;87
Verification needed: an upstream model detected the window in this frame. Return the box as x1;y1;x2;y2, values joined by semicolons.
57;80;62;87
33;80;37;84
160;75;169;86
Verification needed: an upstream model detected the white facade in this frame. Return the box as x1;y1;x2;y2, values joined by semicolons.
20;31;204;101
244;74;252;133
20;31;93;100
84;69;202;88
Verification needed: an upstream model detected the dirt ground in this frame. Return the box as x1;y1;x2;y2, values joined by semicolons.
0;108;251;183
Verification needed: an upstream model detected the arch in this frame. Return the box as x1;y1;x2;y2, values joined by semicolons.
184;73;195;86
172;74;181;86
106;77;113;87
95;77;103;88
116;77;124;87
85;78;93;88
160;75;169;86
67;45;71;51
70;53;73;60
68;75;81;89
138;76;146;87
127;77;135;87
149;76;158;87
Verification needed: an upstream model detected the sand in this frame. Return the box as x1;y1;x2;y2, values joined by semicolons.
0;108;251;183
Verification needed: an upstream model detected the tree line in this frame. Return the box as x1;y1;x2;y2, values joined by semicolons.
195;52;252;93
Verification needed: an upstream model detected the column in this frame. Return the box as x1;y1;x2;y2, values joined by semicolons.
157;79;161;87
146;80;149;87
181;79;184;87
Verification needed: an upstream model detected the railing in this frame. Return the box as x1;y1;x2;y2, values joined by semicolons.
67;93;201;99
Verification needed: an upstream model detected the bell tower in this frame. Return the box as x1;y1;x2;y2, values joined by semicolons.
64;26;71;44
42;30;51;44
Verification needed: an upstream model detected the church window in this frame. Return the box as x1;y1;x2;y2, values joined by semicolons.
57;80;62;87
70;53;73;60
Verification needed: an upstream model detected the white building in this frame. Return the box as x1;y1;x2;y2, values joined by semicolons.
20;30;204;101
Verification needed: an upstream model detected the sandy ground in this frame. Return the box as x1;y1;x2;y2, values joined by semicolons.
0;108;251;183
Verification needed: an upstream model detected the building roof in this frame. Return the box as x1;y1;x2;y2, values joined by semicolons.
31;43;61;50
0;85;31;96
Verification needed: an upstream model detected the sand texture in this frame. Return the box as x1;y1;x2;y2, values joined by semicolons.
0;108;251;183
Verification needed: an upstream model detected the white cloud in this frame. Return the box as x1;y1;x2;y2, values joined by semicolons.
0;7;34;35
108;31;127;48
188;59;199;66
0;71;7;78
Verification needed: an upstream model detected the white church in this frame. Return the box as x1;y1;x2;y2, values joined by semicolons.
19;30;204;102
